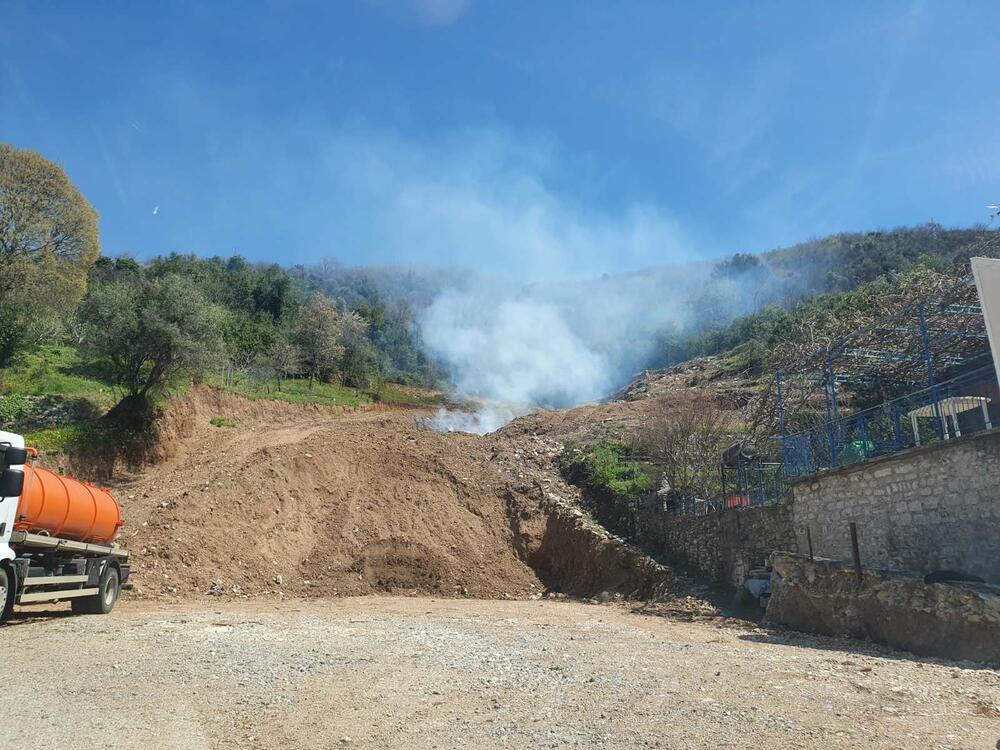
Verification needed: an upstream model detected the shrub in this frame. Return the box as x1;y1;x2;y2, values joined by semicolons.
0;394;30;427
563;440;653;498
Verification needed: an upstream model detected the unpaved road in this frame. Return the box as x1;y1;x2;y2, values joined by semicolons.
2;598;997;749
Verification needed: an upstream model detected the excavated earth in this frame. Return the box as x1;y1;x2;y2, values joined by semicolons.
102;387;675;603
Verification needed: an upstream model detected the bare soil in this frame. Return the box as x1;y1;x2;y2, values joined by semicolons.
3;598;997;749
113;386;674;603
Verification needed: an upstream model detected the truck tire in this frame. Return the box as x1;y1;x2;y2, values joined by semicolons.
72;565;120;615
0;567;12;623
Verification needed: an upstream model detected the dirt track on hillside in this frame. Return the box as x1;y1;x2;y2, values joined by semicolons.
4;598;998;750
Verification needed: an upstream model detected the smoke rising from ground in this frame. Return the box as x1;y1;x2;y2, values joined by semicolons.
421;290;611;410
418;273;695;433
416;258;821;432
304;125;819;431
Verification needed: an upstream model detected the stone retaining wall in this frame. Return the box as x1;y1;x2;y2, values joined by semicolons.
790;429;1000;582
766;552;1000;664
633;502;797;588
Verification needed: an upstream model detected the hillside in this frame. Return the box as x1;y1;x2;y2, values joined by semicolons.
650;227;1000;374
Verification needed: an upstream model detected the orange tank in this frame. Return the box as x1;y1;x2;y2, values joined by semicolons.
14;464;124;544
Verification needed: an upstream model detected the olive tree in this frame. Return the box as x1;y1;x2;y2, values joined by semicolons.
0;144;100;361
78;275;224;419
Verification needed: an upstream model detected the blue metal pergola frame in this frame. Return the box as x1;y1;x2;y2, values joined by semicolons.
774;275;996;476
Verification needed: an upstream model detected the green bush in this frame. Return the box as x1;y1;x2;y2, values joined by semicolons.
0;394;30;426
209;416;236;428
563;440;653;498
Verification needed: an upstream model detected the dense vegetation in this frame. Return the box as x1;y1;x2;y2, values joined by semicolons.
654;226;1000;375
0;144;441;443
562;440;654;498
560;440;655;537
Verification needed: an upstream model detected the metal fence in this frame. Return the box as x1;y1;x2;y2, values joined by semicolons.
780;364;999;478
654;460;790;518
720;460;789;508
773;273;998;480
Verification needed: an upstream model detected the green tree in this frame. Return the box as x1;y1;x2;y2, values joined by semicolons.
0;143;101;362
292;293;345;386
78;275;224;418
338;312;378;389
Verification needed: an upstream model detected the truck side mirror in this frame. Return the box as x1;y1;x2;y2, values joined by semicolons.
0;446;28;466
0;469;24;498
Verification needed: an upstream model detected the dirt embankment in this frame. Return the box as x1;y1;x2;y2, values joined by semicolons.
109;386;675;603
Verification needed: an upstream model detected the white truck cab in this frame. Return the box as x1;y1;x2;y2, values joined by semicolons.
0;430;27;566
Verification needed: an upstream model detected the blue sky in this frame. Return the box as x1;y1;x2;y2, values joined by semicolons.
2;1;998;278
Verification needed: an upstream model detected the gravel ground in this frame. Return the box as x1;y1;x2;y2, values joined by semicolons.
1;597;997;749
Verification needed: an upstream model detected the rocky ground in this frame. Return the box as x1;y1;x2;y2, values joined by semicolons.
3;597;997;749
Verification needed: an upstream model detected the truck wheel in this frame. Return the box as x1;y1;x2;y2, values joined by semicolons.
0;567;11;623
72;566;120;615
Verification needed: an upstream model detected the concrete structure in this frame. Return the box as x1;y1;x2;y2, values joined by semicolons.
790;429;1000;582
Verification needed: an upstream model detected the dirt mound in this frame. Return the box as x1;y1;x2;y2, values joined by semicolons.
114;386;675;602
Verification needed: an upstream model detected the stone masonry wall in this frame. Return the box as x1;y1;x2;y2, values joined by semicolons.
790;429;1000;582
766;552;1000;665
633;502;798;588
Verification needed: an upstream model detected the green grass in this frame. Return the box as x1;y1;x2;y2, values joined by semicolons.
22;422;116;453
562;440;655;497
0;347;118;455
0;346;116;410
209;416;237;428
216;376;371;408
0;394;31;425
215;375;445;410
372;383;445;407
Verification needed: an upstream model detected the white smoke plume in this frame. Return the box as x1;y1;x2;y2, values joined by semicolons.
424;404;527;435
296;124;813;432
417;274;699;433
415;257;815;433
421;290;611;410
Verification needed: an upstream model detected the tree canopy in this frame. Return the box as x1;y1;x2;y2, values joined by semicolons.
78;275;225;408
0;143;101;363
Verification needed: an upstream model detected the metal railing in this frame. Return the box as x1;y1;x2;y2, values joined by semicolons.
651;461;790;518
720;461;789;509
780;365;999;479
